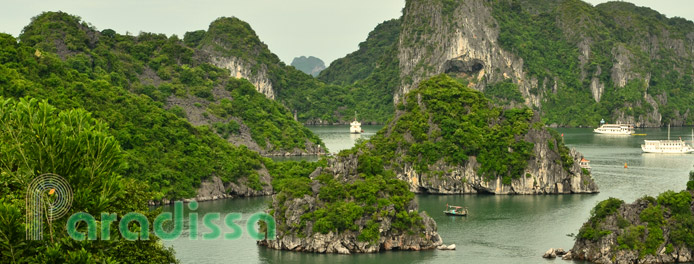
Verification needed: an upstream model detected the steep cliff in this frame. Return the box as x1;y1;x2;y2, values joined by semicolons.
345;74;598;194
195;17;278;99
322;0;694;127
259;154;443;253
565;176;694;263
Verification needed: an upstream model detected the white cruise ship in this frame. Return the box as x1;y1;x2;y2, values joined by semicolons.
641;126;694;154
350;111;362;134
593;124;634;135
641;140;694;154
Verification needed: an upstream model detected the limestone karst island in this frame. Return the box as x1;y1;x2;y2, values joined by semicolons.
1;0;694;263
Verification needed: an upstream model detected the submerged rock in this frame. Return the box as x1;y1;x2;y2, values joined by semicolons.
543;248;566;259
438;244;456;250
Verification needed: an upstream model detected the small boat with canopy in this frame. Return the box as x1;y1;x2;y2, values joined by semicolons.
444;204;468;216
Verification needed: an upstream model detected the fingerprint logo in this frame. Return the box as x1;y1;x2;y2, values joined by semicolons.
26;173;73;240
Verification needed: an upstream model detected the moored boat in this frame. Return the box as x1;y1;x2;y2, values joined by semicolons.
444;205;468;216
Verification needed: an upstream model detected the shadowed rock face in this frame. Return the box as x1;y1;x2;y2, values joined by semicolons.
443;58;484;75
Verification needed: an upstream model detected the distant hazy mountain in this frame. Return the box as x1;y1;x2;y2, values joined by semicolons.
291;56;326;77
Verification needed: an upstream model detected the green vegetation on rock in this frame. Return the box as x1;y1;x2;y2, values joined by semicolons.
194;17;399;124
574;172;694;260
347;74;544;184
491;0;694;126
1;12;295;199
270;154;425;245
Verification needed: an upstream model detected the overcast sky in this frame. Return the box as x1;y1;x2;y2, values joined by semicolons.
0;0;691;66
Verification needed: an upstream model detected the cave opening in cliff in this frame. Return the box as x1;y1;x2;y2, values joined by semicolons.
442;58;484;76
418;186;430;194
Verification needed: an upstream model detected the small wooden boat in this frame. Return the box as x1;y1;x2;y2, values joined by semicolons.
444;205;468;216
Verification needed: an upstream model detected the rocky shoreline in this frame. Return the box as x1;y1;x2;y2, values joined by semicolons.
149;168;274;206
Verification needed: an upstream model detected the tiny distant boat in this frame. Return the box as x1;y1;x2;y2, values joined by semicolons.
593;123;634;135
641;125;694;154
350;111;362;134
444;205;468;216
579;158;591;172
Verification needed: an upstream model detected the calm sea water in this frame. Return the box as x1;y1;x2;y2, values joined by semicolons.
162;126;694;263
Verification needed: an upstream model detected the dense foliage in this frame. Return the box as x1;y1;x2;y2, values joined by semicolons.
577;197;624;241
491;0;694;126
270;155;424;244
16;12;323;153
207;77;322;150
191;17;400;124
577;173;694;258
1;14;277;199
0;98;177;263
350;74;542;184
320;0;694;127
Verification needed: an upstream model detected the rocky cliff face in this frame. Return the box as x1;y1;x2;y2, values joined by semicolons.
400;130;597;194
207;55;275;99
197;17;279;100
388;0;694;127
259;155;444;254
195;170;273;202
397;0;537;106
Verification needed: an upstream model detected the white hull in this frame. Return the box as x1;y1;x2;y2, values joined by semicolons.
593;129;633;135
593;123;634;135
641;140;694;154
350;121;362;134
641;147;694;154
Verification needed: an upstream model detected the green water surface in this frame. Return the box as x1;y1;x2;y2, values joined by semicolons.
163;127;694;263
